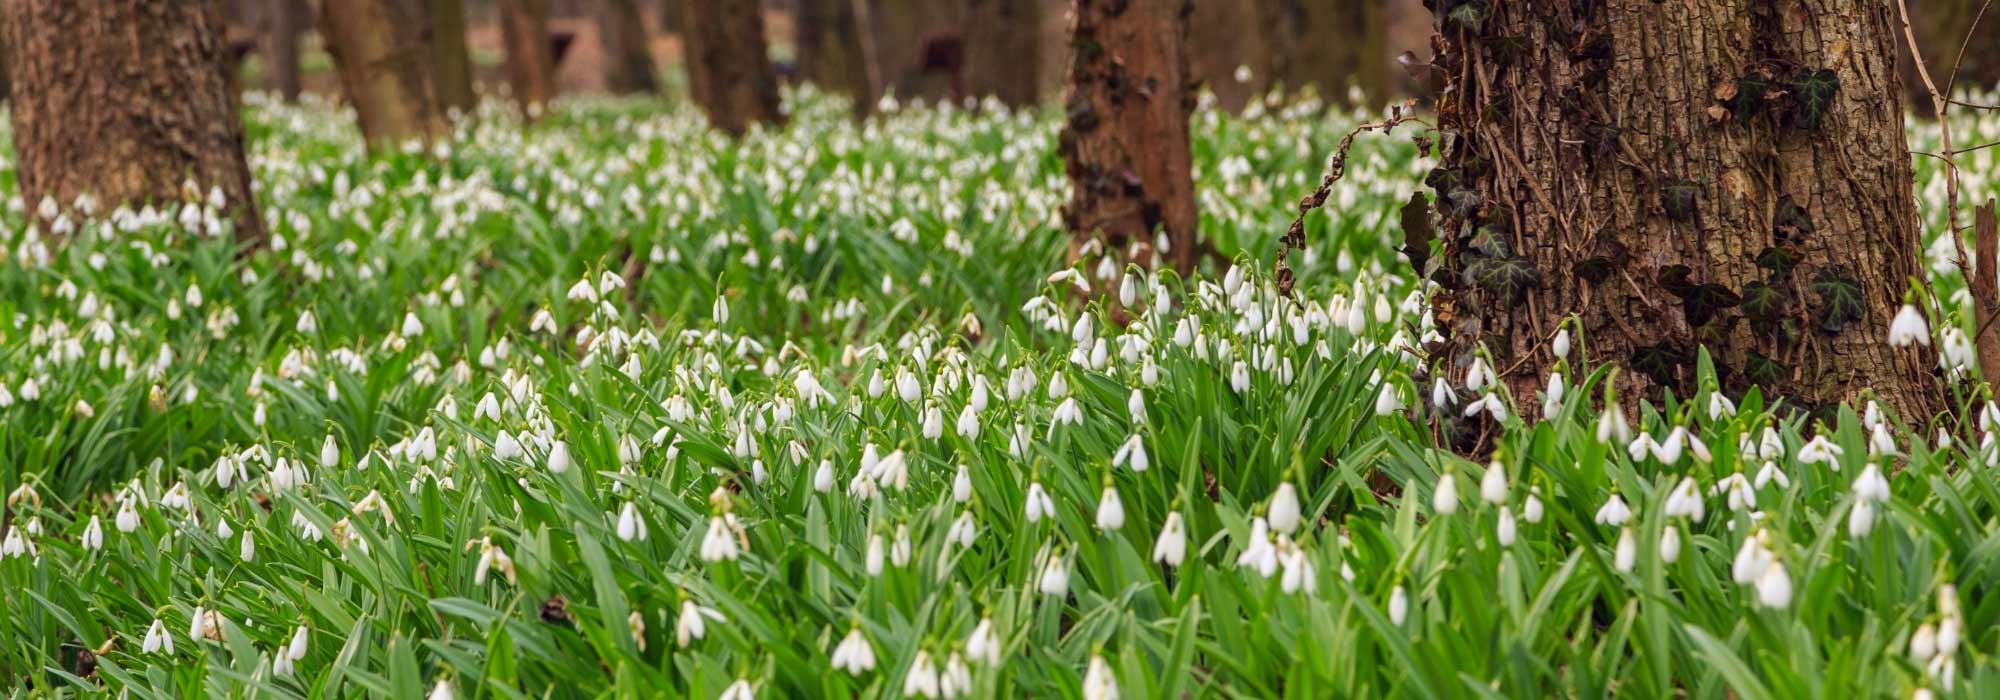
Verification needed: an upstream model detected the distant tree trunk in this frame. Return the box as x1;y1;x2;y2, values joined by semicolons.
269;0;302;101
871;0;961;101
682;0;781;135
0;0;264;241
498;0;557;118
1898;0;2000;104
322;0;446;150
1255;0;1384;102
660;0;681;34
797;0;876;108
1185;0;1260;111
1427;1;1936;422
596;0;657;94
430;0;477;114
963;0;1041;107
1059;0;1197;274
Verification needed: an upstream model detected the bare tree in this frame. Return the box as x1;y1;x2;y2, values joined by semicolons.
1058;0;1197;273
0;0;264;241
430;0;477;114
963;0;1041;107
322;0;447;150
499;0;557;118
596;0;657;94
682;0;781;135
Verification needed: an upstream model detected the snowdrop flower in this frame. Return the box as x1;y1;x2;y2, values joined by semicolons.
675;599;724;646
700;516;741;562
288;625;310;660
1128;389;1148;424
965;617;1001;664
1758;427;1786;459
1660;526;1682;563
143;618;174;654
1465;356;1494;392
1523;487;1545;523
814;460;836;492
1431;378;1456;409
115;499;141;532
428;679;456;700
472;537;515;585
1235;517;1279;576
1869;424;1898;456
1432;470;1459;515
546;440;571;474
1375;383;1404;415
1462;392;1507;421
1911;622;1938;662
720;678;755;700
1663;477;1705;522
320;435;340;469
80;516;104;550
1024;481;1056;523
1596;403;1632;444
1715;472;1757;512
1754;460;1790;490
1479;462;1508;504
1153;511;1187;566
1613;527;1637;573
1755;561;1792;608
1542;371;1566;416
1268;481;1302;534
1853;463;1891;503
1798;435;1844;470
1083;653;1119;700
904;649;941;698
830;627;877;675
240;529;257;562
492;431;524;460
1038;550;1071;595
941;652;972;698
1552;327;1572;358
1096;486;1125;530
617;502;648;542
1388;585;1410;625
953;465;973;502
401;312;425;337
1707;392;1737;420
956;404;981;438
1731;531;1773;584
1849;501;1878;537
1496;505;1517;546
1889;304;1930;347
1594;494;1632;527
1113;434;1148;472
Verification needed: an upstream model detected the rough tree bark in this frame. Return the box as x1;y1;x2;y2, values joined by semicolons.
682;0;782;135
1424;0;1937;421
963;0;1042;107
1256;0;1386;102
322;0;447;150
0;0;264;241
1059;0;1198;274
499;0;557;118
430;0;477;114
269;0;302;101
596;0;657;94
797;0;877;108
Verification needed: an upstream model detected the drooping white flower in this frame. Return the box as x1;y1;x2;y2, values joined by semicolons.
904;649;941;698
700;516;741;562
1432;471;1459;515
1496;505;1517;546
1112;434;1148;472
142;618;173;654
1153;511;1187;566
1596;403;1632;444
720;678;755;700
1889;304;1931;347
1663;477;1705;522
1755;560;1792;608
1038;550;1071;595
830;627;877;675
1798;435;1844;470
1082;652;1119;700
1388;585;1410;625
675;600;724;646
1479;462;1508;504
1096;486;1126;531
965;617;1001;664
1268;481;1302;534
1594;494;1632;527
617;502;648;542
1660;525;1682;563
1613;527;1637;573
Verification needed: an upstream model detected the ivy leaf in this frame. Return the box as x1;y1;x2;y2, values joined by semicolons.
1660;178;1700;221
1744;352;1786;387
1772;199;1814;243
1462;254;1540;306
1681;283;1741;327
1631;343;1690;390
1755;246;1801;282
1399;191;1433;275
1447;3;1486;31
1810;268;1865;333
1739;281;1787;324
1468;224;1510;258
1791;68;1839;128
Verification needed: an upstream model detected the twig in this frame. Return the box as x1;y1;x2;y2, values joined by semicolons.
1272;104;1419;298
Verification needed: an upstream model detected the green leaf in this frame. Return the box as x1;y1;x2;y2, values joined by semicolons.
1810;268;1865;333
1462;254;1540;306
1790;69;1840;128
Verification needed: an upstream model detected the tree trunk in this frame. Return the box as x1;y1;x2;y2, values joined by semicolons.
0;0;264;241
322;0;446;151
797;0;877;108
1897;0;2000;104
1256;0;1385;103
1186;0;1262;112
596;0;657;94
871;0;962;102
1058;0;1198;274
269;0;302;101
1426;0;1937;422
682;0;782;135
660;0;681;34
963;0;1041;107
430;0;477;114
498;0;557;118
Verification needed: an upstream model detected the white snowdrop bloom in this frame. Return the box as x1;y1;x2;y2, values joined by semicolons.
675;600;724;646
1432;378;1456;409
1937;616;1961;656
1754;460;1790;490
1235;517;1279;577
1025;481;1056;523
1049;398;1084;435
1479;462;1508;504
1268;481;1302;533
1096;486;1126;530
1731;533;1772;584
956;404;981;438
813;460;836;493
1465;356;1494;392
143;618;173;654
1755;561;1793;608
1849;501;1878;538
617;502;648;542
1652;428;1689;466
700;516;741;562
1853;463;1892;503
953;464;973;502
830;627;877;675
546;440;571;474
1388;585;1410;625
1231;361;1252;394
1797;435;1844;470
966;617;1001;664
1038;551;1071;595
1889;304;1930;347
472;537;516;585
896;368;922;403
1708;391;1737;420
1153;511;1187;566
320;434;340;469
401;312;425;337
1613;527;1637;573
288;625;310;660
1523;488;1545;523
1596;403;1632;444
866;370;887;398
241;529;257;562
1462;392;1506;421
1715;472;1757;512
1;528;31;559
890;525;913;567
1594;494;1632;527
1659;524;1684;563
1432;471;1459;515
492;431;524;460
1542;371;1566;416
1083;653;1120;700
1128;389;1148;424
1758;427;1786;460
1663;477;1704;522
428;679;456;700
1112;434;1148;472
115;499;141;532
720;678;755;700
946;510;978;548
81;516;104;550
1869;424;1899;456
1552;328;1571;358
941;652;972;698
1911;622;1938;662
1496;505;1517;546
904;649;942;698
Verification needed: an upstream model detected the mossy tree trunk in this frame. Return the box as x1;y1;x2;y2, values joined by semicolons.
682;0;781;135
0;0;264;241
596;0;657;94
1058;0;1198;274
430;0;477;114
322;0;447;151
963;0;1041;107
1426;0;1937;421
499;0;557;118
